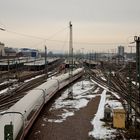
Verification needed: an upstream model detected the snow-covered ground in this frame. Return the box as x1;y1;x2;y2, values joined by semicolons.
0;79;17;86
0;73;50;95
89;90;116;139
101;76;107;81
89;90;107;137
0;79;18;95
44;79;123;139
0;75;124;139
45;80;99;123
0;88;8;95
24;74;45;82
88;78;124;139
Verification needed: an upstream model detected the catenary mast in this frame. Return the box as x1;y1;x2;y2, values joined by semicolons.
68;21;73;99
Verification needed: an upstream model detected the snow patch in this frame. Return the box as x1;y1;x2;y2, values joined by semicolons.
89;90;107;138
106;99;123;110
89;89;123;139
45;80;98;123
91;79;120;99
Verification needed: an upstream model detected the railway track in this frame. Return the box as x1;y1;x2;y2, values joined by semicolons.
101;66;140;108
0;58;64;101
85;66;140;116
0;76;45;112
0;58;64;91
0;70;60;112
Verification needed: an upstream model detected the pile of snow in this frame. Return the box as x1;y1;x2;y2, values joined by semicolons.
89;90;117;139
0;88;8;95
89;88;124;139
24;74;45;82
106;99;123;110
101;76;107;81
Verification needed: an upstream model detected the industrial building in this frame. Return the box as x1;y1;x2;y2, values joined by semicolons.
18;48;40;57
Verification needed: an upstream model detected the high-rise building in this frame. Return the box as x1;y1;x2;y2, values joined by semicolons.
118;46;124;57
0;42;5;56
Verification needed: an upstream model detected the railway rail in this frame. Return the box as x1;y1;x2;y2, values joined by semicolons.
0;70;60;112
0;58;79;112
85;66;140;116
0;58;64;91
0;68;84;140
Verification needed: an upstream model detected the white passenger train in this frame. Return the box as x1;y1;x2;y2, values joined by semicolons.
0;68;84;140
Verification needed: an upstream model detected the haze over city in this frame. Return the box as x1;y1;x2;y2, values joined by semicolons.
0;0;140;53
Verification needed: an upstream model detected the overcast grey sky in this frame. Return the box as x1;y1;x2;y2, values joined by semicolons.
0;0;140;52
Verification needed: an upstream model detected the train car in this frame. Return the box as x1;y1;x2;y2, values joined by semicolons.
0;68;84;140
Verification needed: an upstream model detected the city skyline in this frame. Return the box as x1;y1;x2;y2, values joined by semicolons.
0;0;140;53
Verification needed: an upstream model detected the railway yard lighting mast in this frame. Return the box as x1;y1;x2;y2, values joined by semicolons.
68;21;73;99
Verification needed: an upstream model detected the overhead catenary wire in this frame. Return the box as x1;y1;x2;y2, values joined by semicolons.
1;23;128;50
1;24;126;46
3;25;68;41
6;29;46;40
44;26;68;40
1;21;139;48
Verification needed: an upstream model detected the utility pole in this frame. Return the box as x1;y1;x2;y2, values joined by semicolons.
81;48;84;89
94;52;97;62
89;51;92;70
134;36;140;104
135;36;140;84
8;53;10;82
134;36;140;137
128;45;135;60
108;66;111;90
68;21;73;99
128;63;132;120
45;45;47;79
